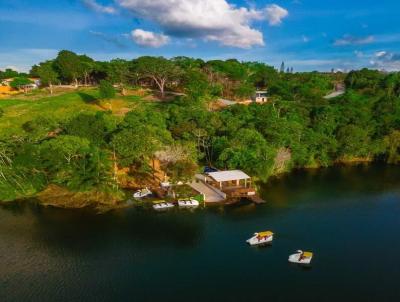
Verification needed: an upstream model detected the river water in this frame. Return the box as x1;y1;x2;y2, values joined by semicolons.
1;164;400;302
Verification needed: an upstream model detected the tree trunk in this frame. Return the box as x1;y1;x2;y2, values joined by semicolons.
152;76;166;98
112;150;119;190
49;82;53;95
160;85;165;98
121;83;126;96
152;157;156;181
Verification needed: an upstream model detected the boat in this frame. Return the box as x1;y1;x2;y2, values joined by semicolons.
160;181;171;189
153;202;175;210
246;231;274;246
133;188;152;199
178;199;200;208
288;250;313;264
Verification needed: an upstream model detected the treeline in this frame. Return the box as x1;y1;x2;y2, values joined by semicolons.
0;68;28;79
1;53;399;202
26;50;337;100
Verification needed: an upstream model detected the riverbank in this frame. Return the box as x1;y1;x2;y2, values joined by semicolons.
2;160;391;212
35;185;128;212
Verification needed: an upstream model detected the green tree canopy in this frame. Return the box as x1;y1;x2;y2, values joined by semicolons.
135;56;182;97
54;50;83;86
99;80;116;99
9;77;33;90
36;61;59;93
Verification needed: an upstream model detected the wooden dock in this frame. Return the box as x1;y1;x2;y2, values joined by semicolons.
248;195;266;204
224;195;266;205
223;187;266;205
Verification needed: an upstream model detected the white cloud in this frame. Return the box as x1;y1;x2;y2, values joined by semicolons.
302;35;310;43
334;35;374;46
354;50;364;58
117;0;288;48
131;29;170;48
371;51;400;71
265;4;289;26
375;51;387;58
82;0;116;14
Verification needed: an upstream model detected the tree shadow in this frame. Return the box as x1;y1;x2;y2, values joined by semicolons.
78;92;98;104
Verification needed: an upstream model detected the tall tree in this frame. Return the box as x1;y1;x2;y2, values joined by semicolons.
107;59;131;95
36;61;59;94
54;50;83;87
135;56;182;98
79;55;95;86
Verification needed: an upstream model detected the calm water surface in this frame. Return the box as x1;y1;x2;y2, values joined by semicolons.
1;164;400;302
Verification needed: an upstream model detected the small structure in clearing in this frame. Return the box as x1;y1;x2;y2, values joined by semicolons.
252;90;268;103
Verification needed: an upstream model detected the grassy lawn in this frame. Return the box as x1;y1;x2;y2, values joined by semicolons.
0;88;145;137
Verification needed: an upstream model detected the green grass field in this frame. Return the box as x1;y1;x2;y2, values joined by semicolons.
0;89;145;137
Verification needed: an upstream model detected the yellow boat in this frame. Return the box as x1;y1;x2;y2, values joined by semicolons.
246;231;274;246
288;250;313;264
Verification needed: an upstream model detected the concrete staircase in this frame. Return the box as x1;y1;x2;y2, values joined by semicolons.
189;181;225;203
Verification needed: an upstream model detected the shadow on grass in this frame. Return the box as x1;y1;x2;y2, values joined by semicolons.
78;92;98;104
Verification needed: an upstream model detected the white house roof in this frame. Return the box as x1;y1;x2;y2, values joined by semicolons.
208;170;250;182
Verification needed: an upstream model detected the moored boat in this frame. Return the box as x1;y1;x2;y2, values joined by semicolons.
246;231;274;246
178;199;200;208
160;181;171;189
133;188;152;199
288;250;313;264
153;202;175;210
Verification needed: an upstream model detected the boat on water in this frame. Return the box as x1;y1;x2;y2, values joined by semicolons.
178;199;200;208
246;231;274;246
288;250;313;264
153;202;175;210
133;188;152;199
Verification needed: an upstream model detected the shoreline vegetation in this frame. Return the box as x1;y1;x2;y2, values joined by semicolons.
1;51;399;210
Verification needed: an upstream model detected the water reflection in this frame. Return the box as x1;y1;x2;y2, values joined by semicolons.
1;164;400;302
1;203;205;253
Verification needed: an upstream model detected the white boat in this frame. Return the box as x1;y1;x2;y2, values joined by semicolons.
246;231;274;246
133;188;152;199
153;202;175;210
288;250;313;264
178;199;200;208
160;181;171;189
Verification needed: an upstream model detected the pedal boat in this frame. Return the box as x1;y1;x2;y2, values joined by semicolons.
246;231;274;246
133;188;152;199
288;250;313;264
178;199;200;208
153;202;175;210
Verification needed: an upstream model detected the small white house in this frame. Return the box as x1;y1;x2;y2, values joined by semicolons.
252;90;268;103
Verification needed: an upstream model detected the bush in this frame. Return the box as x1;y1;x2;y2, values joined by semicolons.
99;80;116;99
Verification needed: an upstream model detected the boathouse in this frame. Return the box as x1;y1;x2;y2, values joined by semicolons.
190;170;264;204
207;170;251;190
203;170;257;199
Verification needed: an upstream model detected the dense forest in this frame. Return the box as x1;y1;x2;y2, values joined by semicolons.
0;50;399;204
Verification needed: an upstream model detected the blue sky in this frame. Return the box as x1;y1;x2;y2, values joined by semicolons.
1;0;399;72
